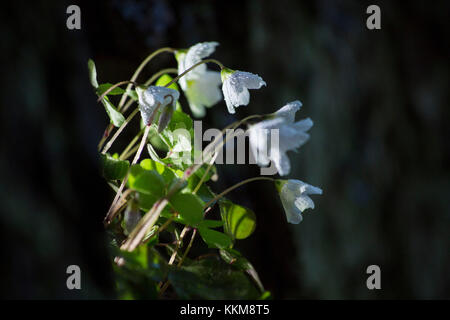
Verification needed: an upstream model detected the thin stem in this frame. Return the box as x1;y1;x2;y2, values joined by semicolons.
192;154;217;194
104;125;151;225
101;108;139;154
120;68;178;114
159;226;192;297
121;144;140;161
204;177;275;209
146;68;178;87
118;47;175;111
119;129;144;160
97;80;137;102
164;58;224;88
177;228;197;267
168;226;189;265
155;214;177;235
98;68;178;150
118;114;261;248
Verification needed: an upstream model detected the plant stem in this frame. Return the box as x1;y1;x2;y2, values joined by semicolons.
118;47;175;111
97;80;137;102
168;227;189;265
118;114;263;247
155;214;177;235
121;144;140;161
164;58;224;88
159;226;193;297
98;69;177;150
119;129;144;160
120;68;178;114
101;108;139;154
104;125;151;225
203;176;275;209
177;228;197;267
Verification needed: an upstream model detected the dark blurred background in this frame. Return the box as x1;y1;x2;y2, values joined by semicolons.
1;0;449;299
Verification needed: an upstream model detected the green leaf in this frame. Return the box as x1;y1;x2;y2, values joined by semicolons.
169;193;204;225
111;245;167;299
193;163;217;183
140;158;176;185
100;153;129;180
220;248;264;292
88;59;98;89
137;193;159;211
259;291;272;300
220;199;256;240
97;83;126;96
186;172;216;203
155;74;179;91
199;220;223;229
127;164;165;197
102;96;125;127
168;108;193;131
198;227;232;249
168;256;260;299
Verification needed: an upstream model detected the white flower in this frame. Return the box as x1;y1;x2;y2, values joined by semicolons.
135;86;179;126
175;42;222;117
248;101;312;176
278;179;322;224
221;69;266;114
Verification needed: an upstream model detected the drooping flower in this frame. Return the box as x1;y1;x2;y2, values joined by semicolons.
221;68;266;114
248;101;312;176
175;42;222;117
277;179;322;224
135;86;179;127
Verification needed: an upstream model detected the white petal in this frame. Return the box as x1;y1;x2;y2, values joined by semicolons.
294;195;315;212
279;179;322;224
271;149;291;176
222;79;236;113
136;86;179;125
176;52;187;90
292;118;313;132
185;71;222;117
301;183;323;195
248;126;270;166
278;120;312;152
232;71;266;89
275;100;302;123
280;182;303;224
184;42;219;79
222;71;266;113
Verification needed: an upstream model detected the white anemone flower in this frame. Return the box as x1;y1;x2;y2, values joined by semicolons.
221;68;266;114
278;179;322;224
175;42;222;117
135;86;179;126
248;101;313;176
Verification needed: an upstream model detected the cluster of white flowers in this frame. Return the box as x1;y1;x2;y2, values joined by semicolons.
135;42;322;224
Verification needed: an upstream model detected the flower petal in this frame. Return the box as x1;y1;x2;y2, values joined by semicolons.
280;182;303;224
136;86;179;125
222;71;266;113
185;71;222;117
275;100;302;123
278;179;322;224
294;194;315;212
184;42;219;79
